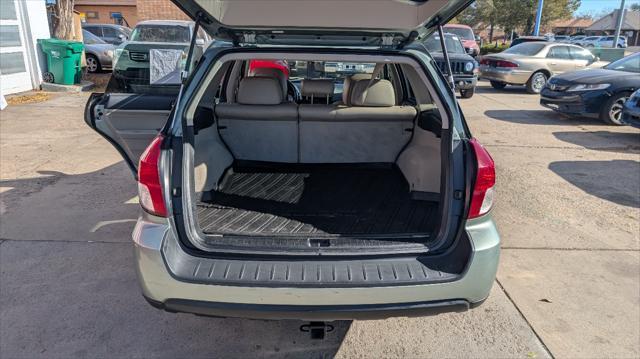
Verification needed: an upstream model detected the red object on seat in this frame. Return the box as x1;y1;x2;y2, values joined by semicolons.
248;60;290;78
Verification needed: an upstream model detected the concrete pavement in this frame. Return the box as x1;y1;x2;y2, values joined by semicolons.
0;82;638;358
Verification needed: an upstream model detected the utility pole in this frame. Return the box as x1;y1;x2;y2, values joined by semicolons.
613;0;626;48
533;0;544;36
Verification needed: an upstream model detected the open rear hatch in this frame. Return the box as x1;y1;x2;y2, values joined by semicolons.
172;0;473;47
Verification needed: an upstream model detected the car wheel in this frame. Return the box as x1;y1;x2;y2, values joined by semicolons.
526;71;547;94
460;88;475;98
42;71;54;83
490;81;507;90
86;55;101;73
600;92;630;125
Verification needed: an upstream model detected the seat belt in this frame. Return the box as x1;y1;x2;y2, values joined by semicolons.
356;63;385;103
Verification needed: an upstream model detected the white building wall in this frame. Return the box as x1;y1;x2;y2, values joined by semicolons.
22;0;51;88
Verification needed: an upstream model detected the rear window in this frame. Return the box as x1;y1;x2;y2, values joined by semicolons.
443;27;474;41
424;34;465;54
130;25;190;43
504;42;546;56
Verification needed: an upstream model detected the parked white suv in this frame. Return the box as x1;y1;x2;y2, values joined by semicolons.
85;0;500;330
595;36;627;48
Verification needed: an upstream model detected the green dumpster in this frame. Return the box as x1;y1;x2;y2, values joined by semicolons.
38;39;84;85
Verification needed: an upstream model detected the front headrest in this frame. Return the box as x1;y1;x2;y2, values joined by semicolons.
250;67;288;99
301;79;334;97
350;79;396;107
237;77;283;105
342;73;371;105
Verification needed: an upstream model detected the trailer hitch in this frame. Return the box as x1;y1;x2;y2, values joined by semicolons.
300;321;334;340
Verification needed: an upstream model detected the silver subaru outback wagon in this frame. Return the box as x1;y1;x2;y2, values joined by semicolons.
85;0;500;327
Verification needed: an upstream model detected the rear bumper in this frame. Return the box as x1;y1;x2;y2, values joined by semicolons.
145;296;476;320
133;214;500;321
479;66;531;85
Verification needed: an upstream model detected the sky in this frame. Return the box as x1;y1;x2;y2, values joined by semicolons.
577;0;640;15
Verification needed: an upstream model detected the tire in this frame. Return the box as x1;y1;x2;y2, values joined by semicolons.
460;88;475;98
600;92;631;125
42;71;54;83
526;71;548;94
86;54;101;73
490;80;507;90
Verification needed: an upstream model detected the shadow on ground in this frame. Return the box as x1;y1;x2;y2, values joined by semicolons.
0;161;352;358
484;109;603;126
553;131;640;153
0;162;139;242
549;160;640;208
0;240;351;358
475;84;530;95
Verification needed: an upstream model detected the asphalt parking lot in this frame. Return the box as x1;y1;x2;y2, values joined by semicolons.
1;81;638;358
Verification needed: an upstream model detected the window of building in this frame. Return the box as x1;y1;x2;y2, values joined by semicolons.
86;11;99;19
0;52;27;74
0;25;21;47
0;0;17;20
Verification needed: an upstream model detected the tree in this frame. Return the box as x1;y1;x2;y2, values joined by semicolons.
51;0;75;40
455;0;581;37
631;3;640;11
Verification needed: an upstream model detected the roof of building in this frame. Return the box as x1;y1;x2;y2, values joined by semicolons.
552;18;594;29
587;10;640;31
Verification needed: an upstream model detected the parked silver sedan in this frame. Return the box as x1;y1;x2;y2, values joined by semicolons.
82;29;115;73
479;42;607;94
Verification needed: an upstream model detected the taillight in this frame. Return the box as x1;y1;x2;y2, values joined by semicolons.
138;135;168;217
495;60;518;68
479;58;489;65
468;138;495;219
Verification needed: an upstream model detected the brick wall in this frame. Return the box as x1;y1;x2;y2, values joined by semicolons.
76;5;138;26
136;0;190;21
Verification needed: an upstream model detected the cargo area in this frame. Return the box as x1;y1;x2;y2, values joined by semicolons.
184;54;449;252
197;164;439;239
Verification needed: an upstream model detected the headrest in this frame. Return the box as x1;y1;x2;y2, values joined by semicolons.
237;77;283;105
250;67;288;99
342;73;371;105
350;79;396;107
301;79;335;97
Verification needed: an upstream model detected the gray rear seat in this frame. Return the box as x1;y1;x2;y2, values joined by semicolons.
299;79;416;163
215;77;298;162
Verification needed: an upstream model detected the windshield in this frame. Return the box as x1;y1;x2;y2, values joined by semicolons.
130;25;190;43
443;27;474;41
424;34;465;54
604;54;640;73
503;42;546;56
82;30;106;45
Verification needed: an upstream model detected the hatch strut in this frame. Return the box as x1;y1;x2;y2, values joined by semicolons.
437;24;455;92
182;12;206;82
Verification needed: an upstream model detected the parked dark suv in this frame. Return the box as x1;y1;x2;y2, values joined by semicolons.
84;0;500;327
421;32;478;98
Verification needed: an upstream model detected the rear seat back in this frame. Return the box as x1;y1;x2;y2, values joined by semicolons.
215;77;298;162
299;79;416;163
300;79;334;104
